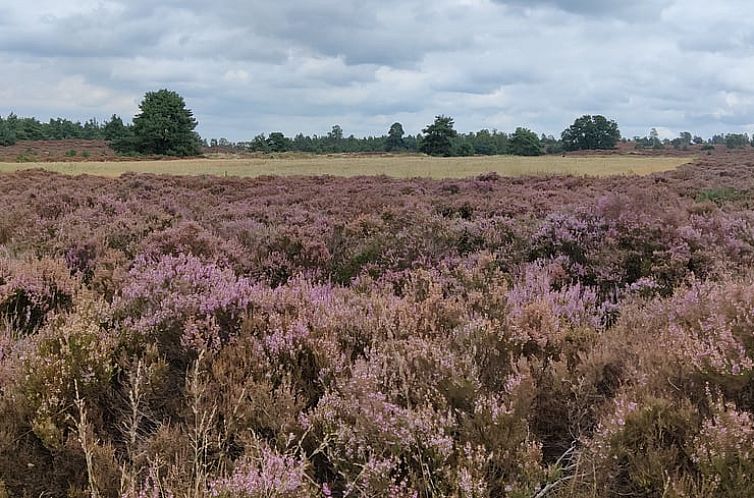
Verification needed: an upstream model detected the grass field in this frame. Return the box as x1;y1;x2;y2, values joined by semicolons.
0;155;692;178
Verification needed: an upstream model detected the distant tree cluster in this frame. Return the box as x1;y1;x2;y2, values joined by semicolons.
633;129;753;151
0;114;106;146
233;116;551;157
0;90;201;157
10;91;754;159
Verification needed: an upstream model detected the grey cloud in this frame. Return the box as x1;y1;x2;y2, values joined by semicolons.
496;0;672;19
2;0;754;141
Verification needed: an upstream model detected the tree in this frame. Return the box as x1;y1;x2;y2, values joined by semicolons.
671;131;693;151
561;115;620;151
420;115;457;156
328;125;344;141
0;116;16;146
104;114;137;154
266;132;290;152
132;89;201;156
385;122;405;152
455;141;475;156
471;129;498;155
725;133;749;149
508;128;543;156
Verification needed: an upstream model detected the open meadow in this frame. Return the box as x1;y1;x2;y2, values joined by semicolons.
2;152;754;497
0;154;691;178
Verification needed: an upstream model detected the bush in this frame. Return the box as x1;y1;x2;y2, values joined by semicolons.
0;258;78;335
117;254;255;354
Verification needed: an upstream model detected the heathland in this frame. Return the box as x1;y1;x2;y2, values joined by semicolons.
1;148;754;497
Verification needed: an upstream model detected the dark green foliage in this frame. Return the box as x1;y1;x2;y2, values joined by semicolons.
0;116;16;146
671;131;693;150
0;113;105;143
540;134;563;154
103;114;138;154
249;134;270;153
385;122;405;151
455;141;475;156
696;187;747;205
508;127;543;156
420;115;458;156
328;125;343;141
725;133;750;149
232;125;518;157
131;89;201;156
266;132;290;153
561;115;621;151
634;128;665;150
471;129;506;155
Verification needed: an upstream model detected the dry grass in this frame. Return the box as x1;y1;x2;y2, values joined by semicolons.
0;155;691;178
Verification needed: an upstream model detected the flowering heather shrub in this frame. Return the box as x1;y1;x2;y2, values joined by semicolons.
139;221;246;269
507;259;603;348
16;297;114;446
3;158;754;495
692;399;754;495
117;254;255;352
0;257;78;334
209;446;315;498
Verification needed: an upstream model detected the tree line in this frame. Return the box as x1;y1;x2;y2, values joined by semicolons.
0;89;203;156
2;88;754;157
225;115;610;157
236;120;558;157
0;114;106;145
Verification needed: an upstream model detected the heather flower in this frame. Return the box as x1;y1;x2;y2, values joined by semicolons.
0;257;78;334
208;447;312;498
694;400;754;465
126;468;175;498
506;260;603;353
117;254;255;351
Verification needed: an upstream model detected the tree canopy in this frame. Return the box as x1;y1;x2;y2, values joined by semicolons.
385;122;405;152
131;89;201;156
420;115;457;156
561;115;621;151
508;127;543;156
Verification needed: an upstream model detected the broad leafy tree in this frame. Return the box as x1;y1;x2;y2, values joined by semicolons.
132;89;201;156
420;115;457;156
508;127;543;156
266;132;290;152
561;115;620;151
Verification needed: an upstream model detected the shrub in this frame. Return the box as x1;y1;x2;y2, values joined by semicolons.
117;254;255;354
209;446;316;498
0;257;78;335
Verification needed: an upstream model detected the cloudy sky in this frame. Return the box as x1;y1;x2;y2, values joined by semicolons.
2;0;754;141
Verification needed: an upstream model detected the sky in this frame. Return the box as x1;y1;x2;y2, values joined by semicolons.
2;0;754;141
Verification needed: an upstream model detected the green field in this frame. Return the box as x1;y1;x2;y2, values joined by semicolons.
0;155;691;178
